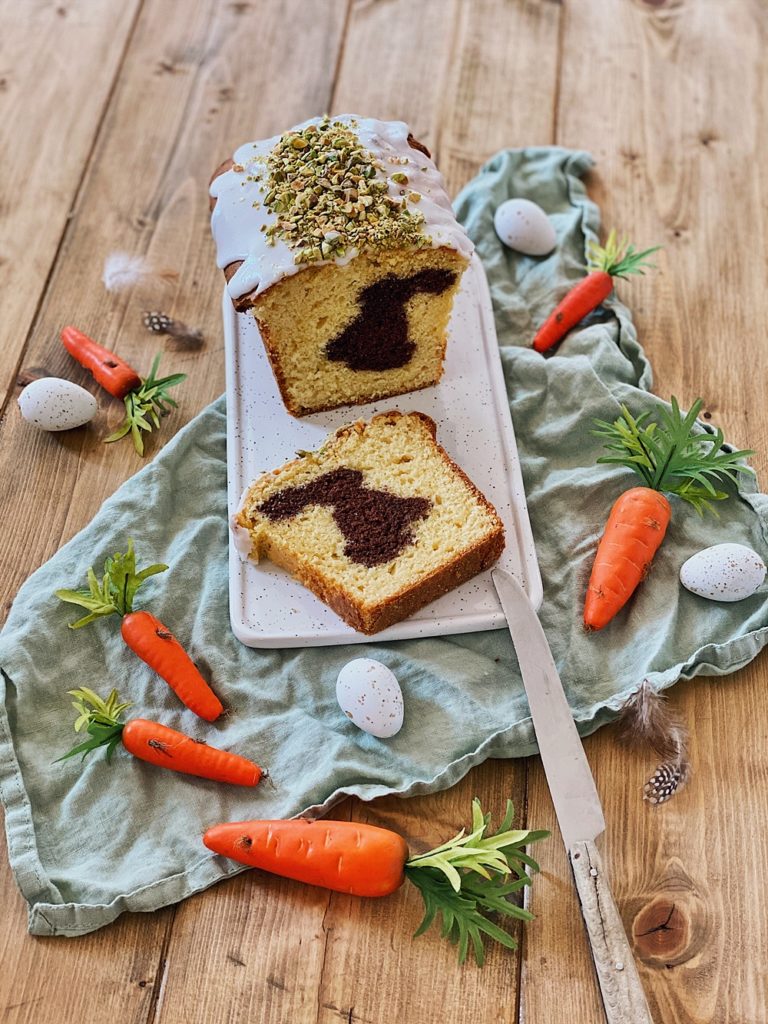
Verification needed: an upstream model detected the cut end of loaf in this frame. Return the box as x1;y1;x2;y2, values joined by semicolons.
209;116;473;417
249;246;468;416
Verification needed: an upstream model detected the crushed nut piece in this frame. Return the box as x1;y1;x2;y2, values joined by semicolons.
261;116;430;264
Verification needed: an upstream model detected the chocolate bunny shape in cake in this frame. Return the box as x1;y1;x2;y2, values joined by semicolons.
325;268;456;371
258;467;431;566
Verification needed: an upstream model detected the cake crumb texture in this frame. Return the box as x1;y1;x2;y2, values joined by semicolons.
253;245;467;415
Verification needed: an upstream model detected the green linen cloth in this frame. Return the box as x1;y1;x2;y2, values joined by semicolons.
2;148;767;937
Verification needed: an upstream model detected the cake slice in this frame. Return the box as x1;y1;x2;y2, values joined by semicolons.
210;115;473;416
233;411;505;634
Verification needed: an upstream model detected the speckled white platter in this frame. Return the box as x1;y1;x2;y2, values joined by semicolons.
224;252;542;648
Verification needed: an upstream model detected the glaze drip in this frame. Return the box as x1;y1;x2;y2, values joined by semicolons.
209;115;473;301
258;468;432;566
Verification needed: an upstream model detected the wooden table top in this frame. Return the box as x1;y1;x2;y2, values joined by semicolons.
2;1;766;1021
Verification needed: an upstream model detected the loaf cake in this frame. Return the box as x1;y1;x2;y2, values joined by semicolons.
232;411;505;634
210;115;473;416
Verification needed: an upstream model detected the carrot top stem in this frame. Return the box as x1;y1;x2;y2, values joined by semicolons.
404;799;548;966
55;540;168;628
592;397;754;515
104;354;187;457
55;687;133;762
586;228;660;280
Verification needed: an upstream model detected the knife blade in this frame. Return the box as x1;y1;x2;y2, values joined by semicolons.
491;567;604;847
491;567;654;1024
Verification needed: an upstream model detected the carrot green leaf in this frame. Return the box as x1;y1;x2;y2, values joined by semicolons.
593;398;754;514
55;688;132;764
587;228;660;280
105;354;186;456
55;540;168;625
405;799;548;966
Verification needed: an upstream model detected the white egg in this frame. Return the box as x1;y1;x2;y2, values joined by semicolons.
18;377;97;432
336;658;404;739
494;198;556;256
680;543;766;602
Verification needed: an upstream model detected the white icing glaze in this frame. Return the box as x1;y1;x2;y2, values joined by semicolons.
209;114;473;301
230;512;255;562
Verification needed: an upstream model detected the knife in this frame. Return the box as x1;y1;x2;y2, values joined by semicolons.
491;568;653;1024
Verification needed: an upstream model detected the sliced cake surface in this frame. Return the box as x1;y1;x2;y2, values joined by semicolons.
210;115;473;416
234;411;505;634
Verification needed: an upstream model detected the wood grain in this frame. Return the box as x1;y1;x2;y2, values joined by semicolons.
435;0;561;191
0;820;174;1024
157;766;528;1024
0;0;348;618
331;0;459;152
0;8;177;1022
0;1;348;1022
523;2;768;1022
2;0;768;1022
0;0;143;409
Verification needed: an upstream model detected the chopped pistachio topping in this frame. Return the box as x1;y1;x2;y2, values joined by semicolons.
261;116;429;265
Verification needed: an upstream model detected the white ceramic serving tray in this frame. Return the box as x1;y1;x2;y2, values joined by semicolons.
224;252;542;648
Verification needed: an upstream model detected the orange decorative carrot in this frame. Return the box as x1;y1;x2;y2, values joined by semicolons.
61;326;185;455
205;819;408;897
61;326;142;398
56;541;223;721
533;231;659;353
583;488;671;631
584;398;753;630
57;688;262;785
204;799;548;966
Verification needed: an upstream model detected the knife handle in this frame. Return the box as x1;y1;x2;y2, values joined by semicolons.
569;840;654;1024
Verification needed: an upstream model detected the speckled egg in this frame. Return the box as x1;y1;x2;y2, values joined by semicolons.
494;198;556;256
680;543;766;602
336;658;404;738
18;377;97;432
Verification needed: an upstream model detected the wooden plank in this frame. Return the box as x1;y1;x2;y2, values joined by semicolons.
311;769;530;1024
310;2;561;1022
330;0;460;151
155;3;560;1023
0;0;143;407
0;809;174;1024
160;767;527;1024
0;1;348;1023
523;2;768;1021
0;0;347;616
435;0;562;192
157;800;357;1024
0;8;173;1022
